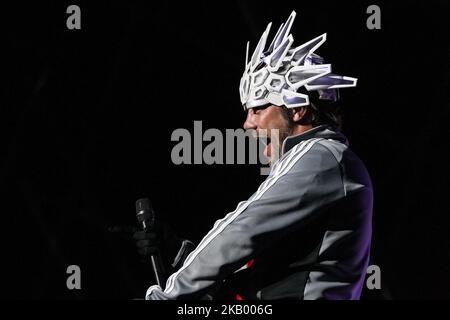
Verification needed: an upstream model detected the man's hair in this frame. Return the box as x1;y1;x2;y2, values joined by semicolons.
281;99;343;131
308;99;343;131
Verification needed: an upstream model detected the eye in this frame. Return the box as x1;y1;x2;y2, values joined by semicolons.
252;104;270;114
254;108;262;115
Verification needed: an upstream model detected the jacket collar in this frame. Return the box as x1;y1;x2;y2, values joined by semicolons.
281;125;349;155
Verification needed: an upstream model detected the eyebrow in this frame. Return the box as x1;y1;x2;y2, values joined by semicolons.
252;104;271;112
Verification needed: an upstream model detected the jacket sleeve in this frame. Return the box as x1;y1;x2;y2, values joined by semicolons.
146;138;345;300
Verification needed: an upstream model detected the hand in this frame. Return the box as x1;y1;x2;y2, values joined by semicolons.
109;220;182;265
133;230;159;257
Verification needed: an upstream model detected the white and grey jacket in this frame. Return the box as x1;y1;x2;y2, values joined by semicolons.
146;125;373;300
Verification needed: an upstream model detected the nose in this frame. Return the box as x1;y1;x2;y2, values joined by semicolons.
243;109;257;130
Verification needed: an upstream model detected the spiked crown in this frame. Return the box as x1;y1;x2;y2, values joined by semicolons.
239;11;357;110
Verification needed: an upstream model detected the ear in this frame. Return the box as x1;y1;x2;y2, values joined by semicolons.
292;106;308;122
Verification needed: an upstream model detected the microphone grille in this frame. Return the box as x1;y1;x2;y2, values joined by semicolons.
135;198;153;214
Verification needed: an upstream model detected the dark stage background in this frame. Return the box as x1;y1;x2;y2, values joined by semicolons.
2;0;450;299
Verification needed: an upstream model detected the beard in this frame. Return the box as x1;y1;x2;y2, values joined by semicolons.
265;109;295;165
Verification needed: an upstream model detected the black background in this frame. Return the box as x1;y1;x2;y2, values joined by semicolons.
2;0;450;299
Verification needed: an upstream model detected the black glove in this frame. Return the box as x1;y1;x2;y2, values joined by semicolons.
133;229;159;257
109;220;183;272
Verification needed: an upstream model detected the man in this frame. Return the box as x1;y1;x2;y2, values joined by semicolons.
137;11;373;300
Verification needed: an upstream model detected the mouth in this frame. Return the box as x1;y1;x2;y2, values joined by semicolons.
253;130;272;159
263;137;272;158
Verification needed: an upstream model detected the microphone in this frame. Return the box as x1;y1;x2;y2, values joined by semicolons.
135;198;166;288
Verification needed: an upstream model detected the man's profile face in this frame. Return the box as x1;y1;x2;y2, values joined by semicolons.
243;104;293;159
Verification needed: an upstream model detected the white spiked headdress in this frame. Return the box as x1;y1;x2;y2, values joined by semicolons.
239;11;357;110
